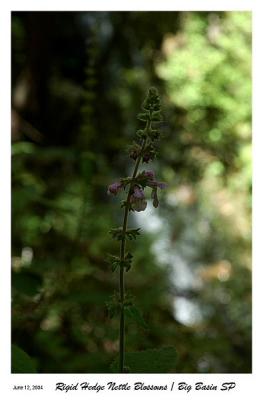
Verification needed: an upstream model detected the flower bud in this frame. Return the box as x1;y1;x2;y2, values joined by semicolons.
142;87;161;112
151;188;159;208
107;181;123;195
144;170;155;181
129;143;141;160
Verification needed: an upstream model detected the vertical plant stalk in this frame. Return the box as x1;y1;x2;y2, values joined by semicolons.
107;88;165;373
119;132;148;373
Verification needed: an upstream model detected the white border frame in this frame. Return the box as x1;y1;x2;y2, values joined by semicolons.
1;1;261;399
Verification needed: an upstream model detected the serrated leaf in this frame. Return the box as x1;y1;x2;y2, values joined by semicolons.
136;129;147;139
148;128;160;141
125;252;133;260
137;112;149;122
106;254;121;272
122;252;133;271
109;227;124;240
110;346;177;373
106;293;121;318
151;110;163;121
120;177;133;188
12;344;37;373
125;305;148;329
107;252;133;272
126;228;141;240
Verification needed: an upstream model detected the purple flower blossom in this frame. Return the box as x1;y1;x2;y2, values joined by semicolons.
133;186;145;199
142;172;167;208
131;197;147;212
132;170;166;208
155;181;167;189
144;170;167;189
130;186;147;212
149;180;167;208
107;181;123;195
144;170;155;181
147;179;167;190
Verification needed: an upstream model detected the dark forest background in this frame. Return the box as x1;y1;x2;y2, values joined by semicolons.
11;11;251;373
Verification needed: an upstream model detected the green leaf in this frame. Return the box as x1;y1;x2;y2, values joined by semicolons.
109;227;141;241
106;254;121;272
106;253;133;272
107;253;133;272
126;228;141;240
136;129;147;139
120;177;133;188
125;304;148;329
148;128;160;141
106;293;121;318
137;112;150;122
110;346;177;373
12;344;37;373
151;110;163;121
123;252;133;271
109;227;124;241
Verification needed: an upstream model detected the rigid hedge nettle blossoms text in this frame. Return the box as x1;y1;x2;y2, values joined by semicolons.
107;87;166;373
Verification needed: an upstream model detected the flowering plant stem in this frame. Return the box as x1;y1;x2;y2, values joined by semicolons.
119;132;148;373
107;88;165;373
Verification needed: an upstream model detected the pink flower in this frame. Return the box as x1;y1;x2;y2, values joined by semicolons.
107;181;123;195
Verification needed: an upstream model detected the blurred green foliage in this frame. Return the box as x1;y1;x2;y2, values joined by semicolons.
12;11;251;373
12;345;37;373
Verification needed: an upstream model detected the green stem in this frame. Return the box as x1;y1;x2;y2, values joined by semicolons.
118;119;151;373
